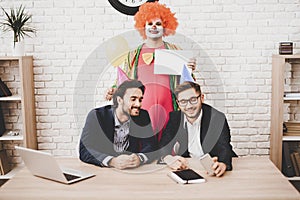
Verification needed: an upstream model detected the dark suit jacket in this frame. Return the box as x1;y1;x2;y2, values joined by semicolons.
79;105;156;167
159;103;237;170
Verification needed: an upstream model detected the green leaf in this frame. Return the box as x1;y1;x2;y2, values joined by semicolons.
0;5;36;44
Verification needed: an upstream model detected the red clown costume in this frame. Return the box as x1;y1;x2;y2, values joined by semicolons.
116;2;193;141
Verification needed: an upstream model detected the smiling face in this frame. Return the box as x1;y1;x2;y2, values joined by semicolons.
118;88;143;117
145;18;164;39
177;88;204;123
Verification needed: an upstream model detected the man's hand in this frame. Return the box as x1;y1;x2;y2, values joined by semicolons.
109;154;141;170
187;58;196;71
211;157;226;177
105;87;116;101
164;155;189;170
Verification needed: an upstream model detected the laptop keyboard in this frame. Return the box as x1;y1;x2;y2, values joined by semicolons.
63;173;81;181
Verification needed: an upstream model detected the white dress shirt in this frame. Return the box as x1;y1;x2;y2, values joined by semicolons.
102;112;148;166
102;112;130;166
184;110;204;159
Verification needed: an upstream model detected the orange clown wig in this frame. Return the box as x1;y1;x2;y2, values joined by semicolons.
134;2;178;39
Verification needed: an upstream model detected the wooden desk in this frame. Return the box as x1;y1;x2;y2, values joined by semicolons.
0;156;299;200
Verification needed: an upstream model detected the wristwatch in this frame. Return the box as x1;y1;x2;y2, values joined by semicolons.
108;0;157;16
137;153;145;164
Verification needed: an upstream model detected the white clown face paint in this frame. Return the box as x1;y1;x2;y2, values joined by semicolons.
145;18;164;39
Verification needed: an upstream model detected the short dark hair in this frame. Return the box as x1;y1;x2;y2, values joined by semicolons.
113;80;145;106
174;81;201;99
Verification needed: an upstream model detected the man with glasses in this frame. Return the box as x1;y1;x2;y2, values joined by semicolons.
158;81;237;177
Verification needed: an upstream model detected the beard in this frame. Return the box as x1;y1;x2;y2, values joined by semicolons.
123;106;141;117
184;107;200;119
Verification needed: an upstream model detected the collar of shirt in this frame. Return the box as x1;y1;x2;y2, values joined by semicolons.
184;109;204;159
114;111;130;128
113;111;130;153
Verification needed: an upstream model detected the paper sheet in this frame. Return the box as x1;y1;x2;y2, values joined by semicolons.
154;50;193;75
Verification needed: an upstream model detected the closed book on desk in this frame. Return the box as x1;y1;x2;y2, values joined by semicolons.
168;169;205;184
0;150;11;175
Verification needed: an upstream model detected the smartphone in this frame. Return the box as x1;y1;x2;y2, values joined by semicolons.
168;169;206;184
199;153;215;176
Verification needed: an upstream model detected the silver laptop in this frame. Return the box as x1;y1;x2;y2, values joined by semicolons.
15;146;95;184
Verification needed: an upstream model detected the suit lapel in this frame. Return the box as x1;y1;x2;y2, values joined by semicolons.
177;112;189;157
96;106;115;143
201;104;225;154
200;104;210;146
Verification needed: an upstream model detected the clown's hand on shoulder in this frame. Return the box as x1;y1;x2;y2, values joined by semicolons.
105;87;116;101
187;58;196;71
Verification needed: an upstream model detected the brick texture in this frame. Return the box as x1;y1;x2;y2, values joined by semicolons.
0;0;299;159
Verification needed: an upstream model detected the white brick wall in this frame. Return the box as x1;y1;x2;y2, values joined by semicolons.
0;0;299;157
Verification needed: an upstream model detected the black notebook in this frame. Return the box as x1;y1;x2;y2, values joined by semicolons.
168;169;206;184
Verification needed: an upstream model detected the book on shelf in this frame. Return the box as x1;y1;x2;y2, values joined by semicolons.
284;132;300;137
294;152;300;176
283;122;300;135
285;121;300;125
290;152;300;176
0;104;5;136
0;150;11;175
282;142;295;177
0;160;5;175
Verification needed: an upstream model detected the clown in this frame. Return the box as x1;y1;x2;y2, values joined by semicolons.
106;2;196;141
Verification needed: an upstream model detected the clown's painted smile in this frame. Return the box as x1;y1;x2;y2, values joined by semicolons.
145;18;163;39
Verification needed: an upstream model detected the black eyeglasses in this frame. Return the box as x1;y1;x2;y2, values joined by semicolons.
177;94;201;107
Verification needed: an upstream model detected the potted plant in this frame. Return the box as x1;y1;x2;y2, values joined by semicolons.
0;5;36;56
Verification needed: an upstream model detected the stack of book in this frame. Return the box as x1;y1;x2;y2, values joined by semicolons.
284;122;300;136
0;150;11;175
290;152;300;176
279;41;293;55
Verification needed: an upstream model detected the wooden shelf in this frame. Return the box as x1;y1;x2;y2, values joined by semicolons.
0;56;32;61
0;56;36;181
282;135;300;141
272;54;300;59
0;95;21;102
288;176;300;181
0;131;23;141
270;54;300;171
0;165;23;180
284;97;300;101
0;56;37;149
